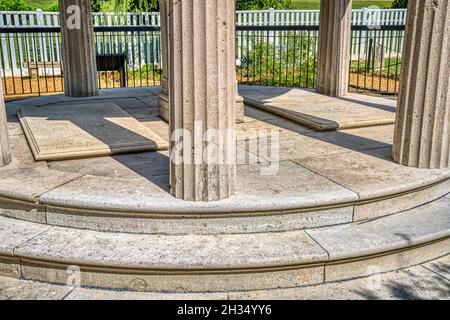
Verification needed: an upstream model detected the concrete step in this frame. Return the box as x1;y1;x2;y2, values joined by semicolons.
0;196;449;292
1;159;449;235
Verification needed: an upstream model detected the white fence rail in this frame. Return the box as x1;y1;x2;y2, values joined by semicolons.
0;8;407;76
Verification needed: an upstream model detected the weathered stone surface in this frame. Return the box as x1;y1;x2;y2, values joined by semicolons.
59;0;98;97
316;0;352;97
241;87;396;131
0;198;46;224
354;178;450;221
293;148;450;200
0;275;72;300
228;265;450;300
0;166;82;202
307;197;450;261
15;225;327;270
236;161;357;205
168;0;236;201
48;151;169;180
324;238;450;282
0;216;51;256
393;0;450;169
46;204;352;235
1;260;449;300
0;78;11;167
20;260;324;293
66;288;227;300
40;160;358;216
423;254;450;281
19;102;168;161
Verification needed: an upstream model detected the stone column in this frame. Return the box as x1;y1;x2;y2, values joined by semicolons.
59;0;98;97
168;0;236;201
158;0;170;121
159;0;244;123
0;79;11;167
393;0;450;169
316;0;352;97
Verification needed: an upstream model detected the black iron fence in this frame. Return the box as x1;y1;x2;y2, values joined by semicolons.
236;24;405;95
0;24;404;99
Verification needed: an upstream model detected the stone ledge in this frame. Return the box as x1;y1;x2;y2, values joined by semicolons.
0;197;447;291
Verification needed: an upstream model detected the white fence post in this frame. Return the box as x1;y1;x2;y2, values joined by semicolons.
36;9;48;62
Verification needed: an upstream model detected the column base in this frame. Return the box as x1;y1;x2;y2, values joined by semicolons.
158;93;170;122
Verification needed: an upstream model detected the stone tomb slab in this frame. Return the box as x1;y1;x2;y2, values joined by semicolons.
240;87;396;131
18;102;168;161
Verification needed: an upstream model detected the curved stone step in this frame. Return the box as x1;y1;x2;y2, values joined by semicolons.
0;196;449;292
1;159;449;235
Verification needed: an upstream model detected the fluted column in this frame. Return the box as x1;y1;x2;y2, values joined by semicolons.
59;0;98;97
160;0;244;123
316;0;352;97
393;0;450;169
158;0;170;121
168;0;236;201
0;79;11;167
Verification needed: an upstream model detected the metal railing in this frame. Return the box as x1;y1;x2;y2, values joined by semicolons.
236;24;405;96
0;24;405;99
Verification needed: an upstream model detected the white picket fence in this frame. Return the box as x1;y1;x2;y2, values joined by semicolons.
0;8;407;77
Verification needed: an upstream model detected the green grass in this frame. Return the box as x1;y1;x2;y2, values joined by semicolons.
25;0;56;10
291;0;394;10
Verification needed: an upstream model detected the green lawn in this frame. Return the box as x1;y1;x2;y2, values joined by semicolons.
25;0;56;10
291;0;394;9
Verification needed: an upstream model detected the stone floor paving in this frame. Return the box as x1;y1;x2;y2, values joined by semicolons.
0;255;448;300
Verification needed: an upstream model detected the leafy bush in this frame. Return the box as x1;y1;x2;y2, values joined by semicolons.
236;0;293;10
0;0;32;11
392;0;408;8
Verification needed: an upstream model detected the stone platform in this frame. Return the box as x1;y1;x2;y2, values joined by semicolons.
0;86;449;293
240;86;397;131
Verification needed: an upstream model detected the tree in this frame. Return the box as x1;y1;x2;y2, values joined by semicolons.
391;0;408;8
236;0;293;10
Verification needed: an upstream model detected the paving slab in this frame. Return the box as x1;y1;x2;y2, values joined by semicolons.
48;151;169;180
0;166;82;203
18;102;168;161
293;148;450;200
422;254;450;281
0;275;72;300
301;125;393;152
228;265;450;300
0;216;51;255
240;86;396;131
245;132;352;161
306;197;450;261
65;288;227;300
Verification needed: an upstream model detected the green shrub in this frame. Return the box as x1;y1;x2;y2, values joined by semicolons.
236;0;293;10
0;0;32;11
391;0;408;8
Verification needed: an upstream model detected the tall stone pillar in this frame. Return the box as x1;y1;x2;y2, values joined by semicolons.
0;79;11;167
158;0;170;121
316;0;352;97
168;0;236;201
159;0;244;123
59;0;98;97
393;0;450;169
